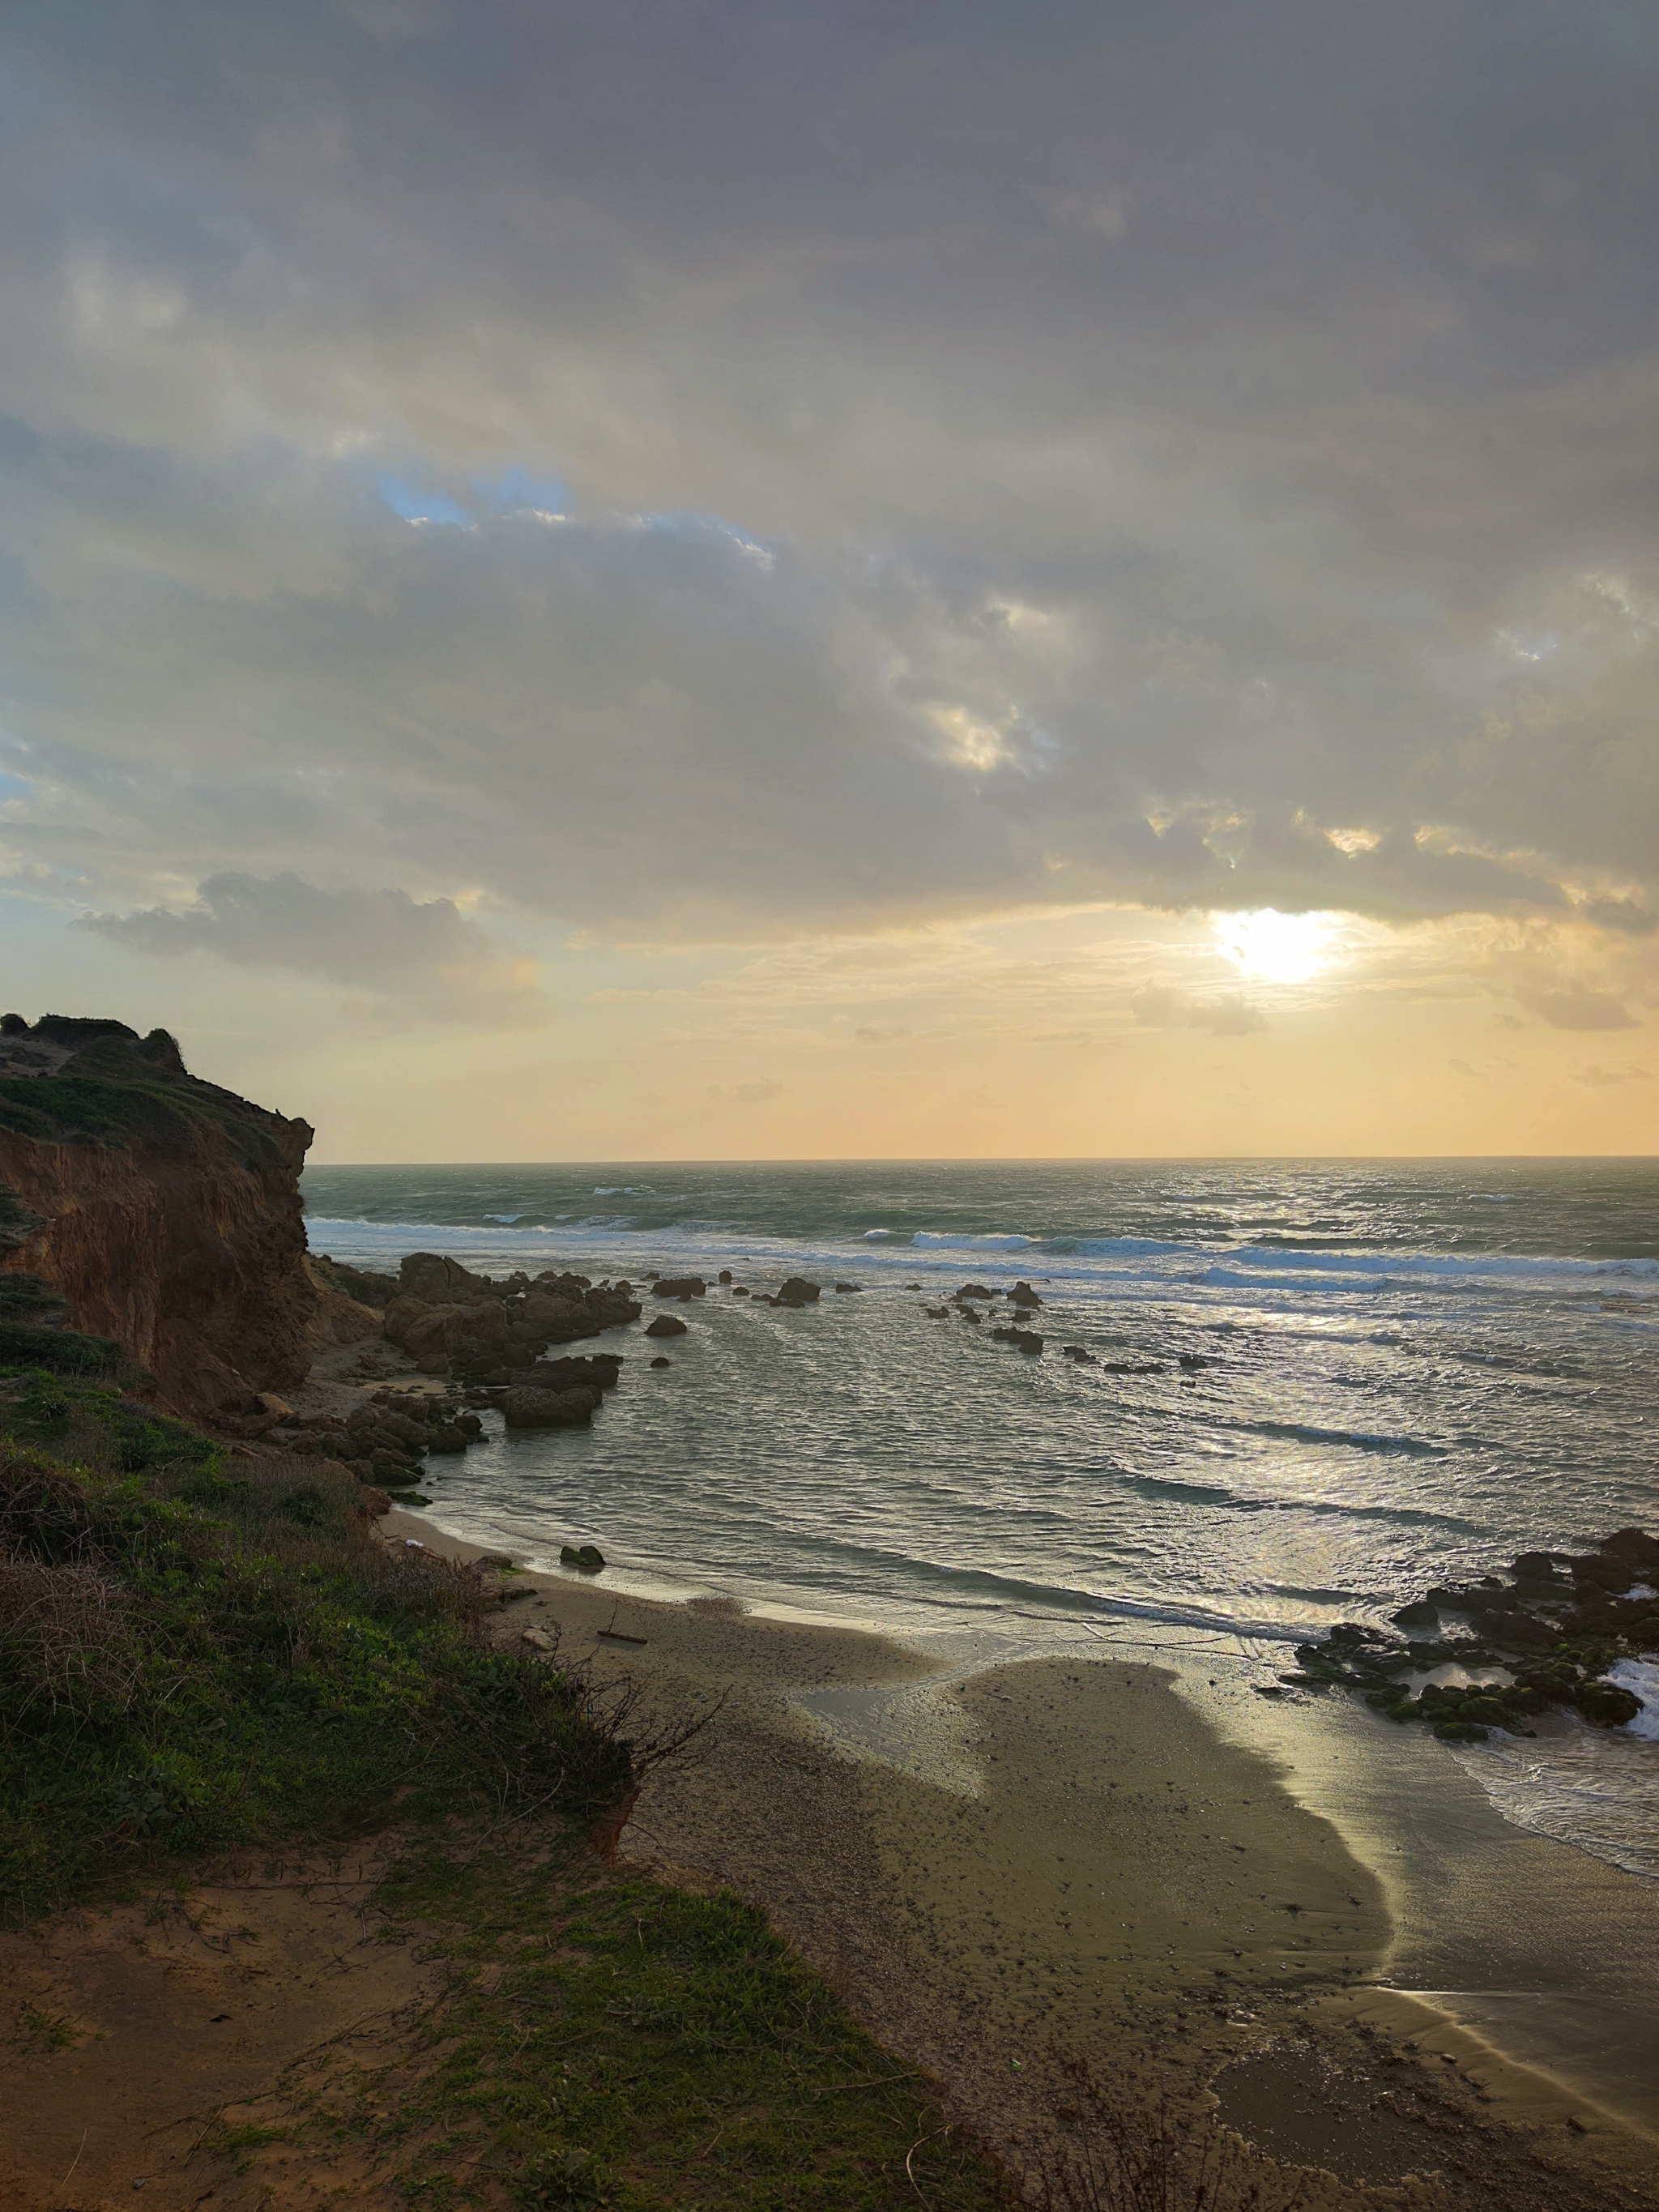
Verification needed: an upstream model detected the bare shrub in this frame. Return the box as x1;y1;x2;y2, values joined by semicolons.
357;1539;490;1631
1032;2061;1310;2212
0;1450;94;1565
0;1548;138;1727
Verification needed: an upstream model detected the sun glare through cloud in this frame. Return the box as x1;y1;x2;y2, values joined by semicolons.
1212;907;1334;986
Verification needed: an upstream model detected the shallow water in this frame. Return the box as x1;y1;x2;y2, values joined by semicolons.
303;1157;1659;1878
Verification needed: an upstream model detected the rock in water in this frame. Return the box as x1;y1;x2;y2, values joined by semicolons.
560;1543;606;1573
776;1277;821;1306
501;1385;599;1428
1009;1280;1043;1307
652;1275;706;1300
650;1356;672;1368
645;1313;688;1338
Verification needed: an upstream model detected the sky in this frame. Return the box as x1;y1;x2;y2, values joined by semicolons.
1;0;1656;1160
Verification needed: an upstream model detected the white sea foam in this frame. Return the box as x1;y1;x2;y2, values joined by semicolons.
1610;1659;1659;1741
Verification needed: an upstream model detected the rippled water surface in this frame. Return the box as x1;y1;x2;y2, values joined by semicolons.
301;1159;1659;1872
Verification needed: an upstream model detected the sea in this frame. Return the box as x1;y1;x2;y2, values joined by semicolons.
301;1158;1659;1881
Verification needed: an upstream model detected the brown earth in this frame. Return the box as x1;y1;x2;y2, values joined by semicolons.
0;1017;326;1415
0;1844;437;2212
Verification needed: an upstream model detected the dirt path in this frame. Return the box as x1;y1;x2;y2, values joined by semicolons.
0;1848;435;2212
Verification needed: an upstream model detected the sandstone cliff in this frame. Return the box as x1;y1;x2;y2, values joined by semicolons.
0;1013;325;1414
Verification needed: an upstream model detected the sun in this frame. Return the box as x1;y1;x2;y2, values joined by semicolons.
1212;907;1333;984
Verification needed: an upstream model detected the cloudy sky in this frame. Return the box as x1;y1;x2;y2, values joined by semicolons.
3;0;1656;1158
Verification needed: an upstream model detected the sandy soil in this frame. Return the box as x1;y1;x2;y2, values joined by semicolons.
391;1514;1659;2209
0;1843;437;2212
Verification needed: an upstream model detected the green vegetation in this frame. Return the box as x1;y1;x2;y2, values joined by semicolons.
0;1020;289;1168
260;1837;1004;2211
0;1369;628;1919
0;1273;125;1377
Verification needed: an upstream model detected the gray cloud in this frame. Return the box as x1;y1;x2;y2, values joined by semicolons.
80;872;544;1023
4;2;1659;947
1512;983;1638;1032
1570;1064;1650;1087
1133;986;1266;1038
706;1078;784;1106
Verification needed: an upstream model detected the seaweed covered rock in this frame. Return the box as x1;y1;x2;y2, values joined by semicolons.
1286;1529;1657;1741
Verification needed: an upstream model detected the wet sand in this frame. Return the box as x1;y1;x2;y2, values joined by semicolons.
388;1509;1659;2206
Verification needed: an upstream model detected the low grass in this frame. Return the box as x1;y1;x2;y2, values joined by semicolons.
255;1832;1004;2211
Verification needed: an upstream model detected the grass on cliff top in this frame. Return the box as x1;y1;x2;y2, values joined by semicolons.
0;1368;629;1920
0;1027;292;1164
224;1836;1007;2212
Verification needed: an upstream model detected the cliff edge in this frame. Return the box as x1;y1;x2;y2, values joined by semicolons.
0;1013;321;1414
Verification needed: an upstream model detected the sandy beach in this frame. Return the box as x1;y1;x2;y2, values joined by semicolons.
385;1505;1659;2208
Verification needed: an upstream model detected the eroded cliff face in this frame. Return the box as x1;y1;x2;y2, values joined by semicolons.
0;1014;322;1414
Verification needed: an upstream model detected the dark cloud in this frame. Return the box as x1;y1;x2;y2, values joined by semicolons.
80;872;543;1023
3;0;1659;944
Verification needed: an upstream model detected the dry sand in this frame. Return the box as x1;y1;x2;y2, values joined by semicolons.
388;1510;1659;2209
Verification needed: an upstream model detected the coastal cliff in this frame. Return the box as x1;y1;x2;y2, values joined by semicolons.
0;1013;322;1414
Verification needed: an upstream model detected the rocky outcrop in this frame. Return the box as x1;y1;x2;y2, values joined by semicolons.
1284;1529;1659;1740
501;1383;600;1428
0;1014;318;1416
384;1292;511;1373
303;1256;383;1350
310;1253;398;1309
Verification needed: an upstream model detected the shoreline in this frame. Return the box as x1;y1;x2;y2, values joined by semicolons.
387;1507;1659;2197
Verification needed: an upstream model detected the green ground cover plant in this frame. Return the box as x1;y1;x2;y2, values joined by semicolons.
0;1368;629;1919
261;1833;1004;2212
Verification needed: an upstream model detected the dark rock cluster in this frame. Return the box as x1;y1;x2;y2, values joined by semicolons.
268;1386;482;1493
1281;1528;1658;1740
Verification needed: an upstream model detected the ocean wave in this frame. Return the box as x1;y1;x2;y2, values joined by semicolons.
1241;1418;1449;1458
1118;1470;1482;1531
1214;1245;1659;1279
1042;1235;1193;1257
909;1230;1038;1250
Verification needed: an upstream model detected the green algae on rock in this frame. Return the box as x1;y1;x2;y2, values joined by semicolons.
1285;1527;1658;1741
